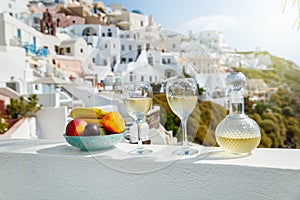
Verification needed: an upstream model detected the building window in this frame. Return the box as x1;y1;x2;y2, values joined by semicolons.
33;17;40;24
112;56;116;66
141;76;144;81
108;32;112;37
129;45;132;51
55;45;59;53
146;43;150;51
72;20;76;24
141;21;143;26
121;58;126;63
33;36;36;47
129;72;133;81
104;44;108;48
17;28;21;43
137;45;142;54
121;45;125;51
149;76;152;82
80;48;83;53
167;71;171;78
103;59;107;66
113;44;115;48
172;44;176;49
167;58;171;64
120;34;124;38
92;58;95;63
126;34;130;38
128;58;133;62
148;57;153;66
6;82;19;93
66;47;71;53
102;33;105;37
59;48;64;55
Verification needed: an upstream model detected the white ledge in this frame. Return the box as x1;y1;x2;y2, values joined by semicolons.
0;139;300;200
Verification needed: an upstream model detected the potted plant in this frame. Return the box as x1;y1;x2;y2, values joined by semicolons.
5;94;42;130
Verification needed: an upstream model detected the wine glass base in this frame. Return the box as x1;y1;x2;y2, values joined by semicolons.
172;147;199;156
128;148;153;155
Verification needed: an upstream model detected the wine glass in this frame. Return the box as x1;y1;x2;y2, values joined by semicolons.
122;82;153;155
166;77;199;155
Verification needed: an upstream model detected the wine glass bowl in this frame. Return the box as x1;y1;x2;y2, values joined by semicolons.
166;78;199;155
122;82;153;155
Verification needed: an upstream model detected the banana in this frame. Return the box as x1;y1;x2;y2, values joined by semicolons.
81;118;103;127
70;107;107;119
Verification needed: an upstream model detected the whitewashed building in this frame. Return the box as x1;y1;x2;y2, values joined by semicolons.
61;24;121;69
157;52;182;78
119;30;144;64
58;37;88;59
198;30;231;53
121;63;164;84
159;29;185;53
245;79;271;102
28;13;43;31
107;4;148;31
57;24;122;85
205;73;227;98
180;40;220;75
0;12;61;95
0;0;29;20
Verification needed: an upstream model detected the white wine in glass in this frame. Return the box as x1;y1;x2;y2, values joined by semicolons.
166;78;199;155
122;82;153;155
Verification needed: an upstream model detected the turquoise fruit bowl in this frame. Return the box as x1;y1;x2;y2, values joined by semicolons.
64;133;123;151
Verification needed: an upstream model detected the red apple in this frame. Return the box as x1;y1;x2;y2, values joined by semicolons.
65;119;88;136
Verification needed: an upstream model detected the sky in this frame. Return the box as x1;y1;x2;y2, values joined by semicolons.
97;0;300;65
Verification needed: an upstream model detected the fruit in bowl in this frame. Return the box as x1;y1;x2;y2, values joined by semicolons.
64;108;125;151
64;132;124;151
84;124;100;136
102;111;125;134
65;119;88;136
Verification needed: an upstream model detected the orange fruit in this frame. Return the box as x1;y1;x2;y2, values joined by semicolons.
102;111;125;134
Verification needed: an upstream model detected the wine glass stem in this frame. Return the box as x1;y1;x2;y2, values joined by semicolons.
181;116;189;149
136;119;143;150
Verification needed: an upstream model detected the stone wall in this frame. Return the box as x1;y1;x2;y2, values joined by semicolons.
146;105;160;129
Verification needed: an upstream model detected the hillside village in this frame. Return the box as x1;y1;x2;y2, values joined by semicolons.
0;0;294;142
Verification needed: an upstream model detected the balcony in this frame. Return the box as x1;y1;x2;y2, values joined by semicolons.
0;138;299;200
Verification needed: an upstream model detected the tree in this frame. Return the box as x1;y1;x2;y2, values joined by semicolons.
254;102;269;115
259;119;283;147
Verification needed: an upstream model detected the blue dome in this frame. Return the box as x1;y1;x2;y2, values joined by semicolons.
131;9;144;15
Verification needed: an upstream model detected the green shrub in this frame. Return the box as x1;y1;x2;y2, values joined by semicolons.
0;117;8;134
6;94;42;119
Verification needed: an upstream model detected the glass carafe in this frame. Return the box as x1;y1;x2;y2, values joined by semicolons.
215;72;261;154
